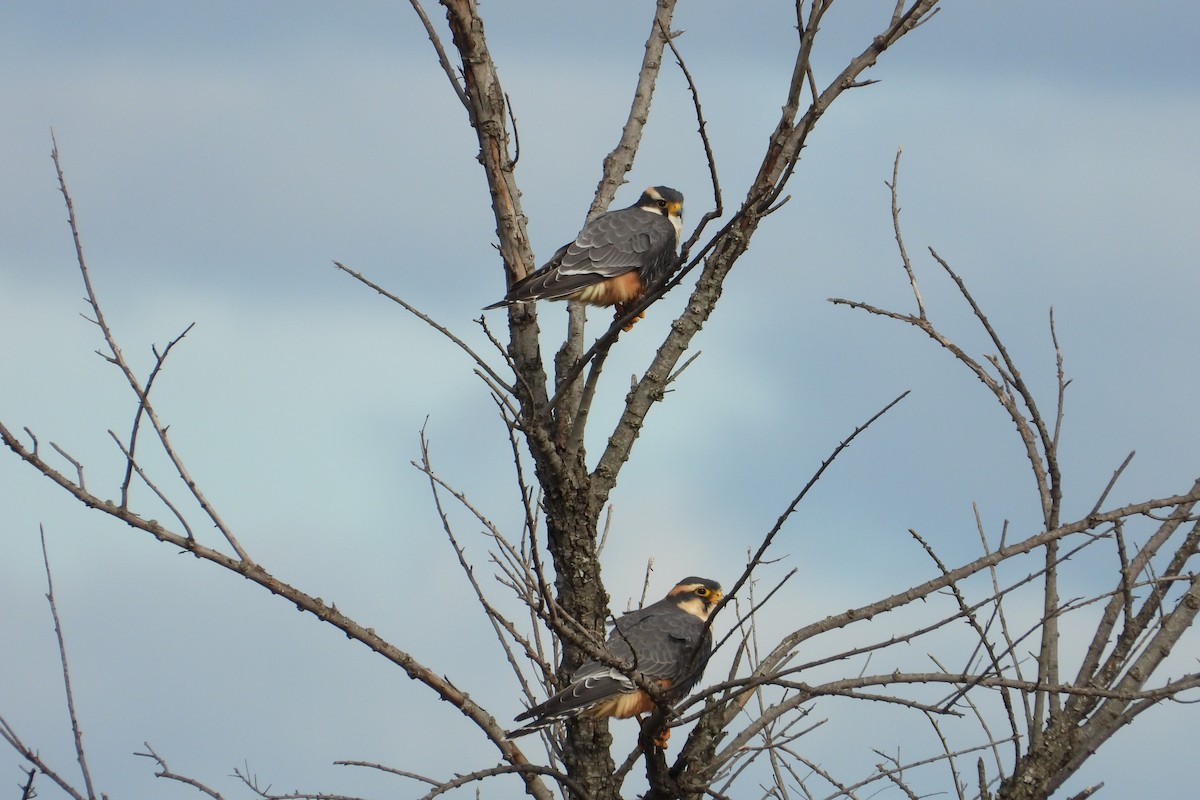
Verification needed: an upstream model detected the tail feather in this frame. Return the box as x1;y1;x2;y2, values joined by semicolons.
506;668;633;738
505;719;554;739
484;244;605;309
483;271;592;309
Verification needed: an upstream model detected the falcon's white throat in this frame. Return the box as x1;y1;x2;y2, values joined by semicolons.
676;594;716;622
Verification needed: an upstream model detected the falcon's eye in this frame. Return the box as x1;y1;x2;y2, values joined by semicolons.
656;199;667;208
695;586;710;597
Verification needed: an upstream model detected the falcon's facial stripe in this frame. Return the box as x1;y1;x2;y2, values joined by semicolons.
667;577;723;621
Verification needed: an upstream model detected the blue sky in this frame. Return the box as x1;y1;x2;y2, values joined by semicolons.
2;2;1198;798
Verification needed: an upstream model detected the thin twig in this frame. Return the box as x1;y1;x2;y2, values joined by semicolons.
136;743;226;799
415;763;588;800
637;558;656;610
659;18;723;256
554;0;680;433
1089;451;1136;517
0;418;550;784
335;760;438;785
119;323;195;507
48;441;85;490
973;508;1024;758
40;528;97;800
713;391;910;627
406;0;469;109
595;503;615;557
887;147;925;319
505;92;521;168
819;736;1017;800
334;261;514;395
108;430;196;540
589;0;678;216
414;426;545;704
51;136;250;563
0;713;87;800
19;768;36;800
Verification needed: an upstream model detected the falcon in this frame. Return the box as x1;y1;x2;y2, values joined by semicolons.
507;576;721;744
484;186;684;326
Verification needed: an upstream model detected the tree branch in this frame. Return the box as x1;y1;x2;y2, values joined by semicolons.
39;528;98;800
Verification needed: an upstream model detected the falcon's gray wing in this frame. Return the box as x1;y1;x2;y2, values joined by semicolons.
600;599;711;694
558;207;678;281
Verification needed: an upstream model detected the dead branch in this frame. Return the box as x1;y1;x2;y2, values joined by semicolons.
589;0;678;218
886;147;925;320
136;742;226;799
0;713;88;800
407;0;468;109
51;140;250;564
118;322;194;507
333;260;515;396
715;391;910;629
19;768;36;800
416;763;589;800
40;528;98;800
1;418;552;800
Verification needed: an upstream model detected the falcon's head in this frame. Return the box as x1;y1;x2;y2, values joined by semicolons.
637;186;685;221
668;576;723;621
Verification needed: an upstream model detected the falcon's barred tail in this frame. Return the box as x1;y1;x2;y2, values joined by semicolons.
505;667;635;738
505;719;551;739
481;243;584;309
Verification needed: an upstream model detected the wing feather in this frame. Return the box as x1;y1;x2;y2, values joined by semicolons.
560;208;675;277
605;598;711;692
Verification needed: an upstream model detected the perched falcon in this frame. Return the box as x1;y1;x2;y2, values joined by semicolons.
484;186;684;325
507;576;721;743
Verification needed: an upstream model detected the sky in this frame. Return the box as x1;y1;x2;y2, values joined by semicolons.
2;2;1198;798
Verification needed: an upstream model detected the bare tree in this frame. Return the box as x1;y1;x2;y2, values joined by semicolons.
3;3;1197;800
